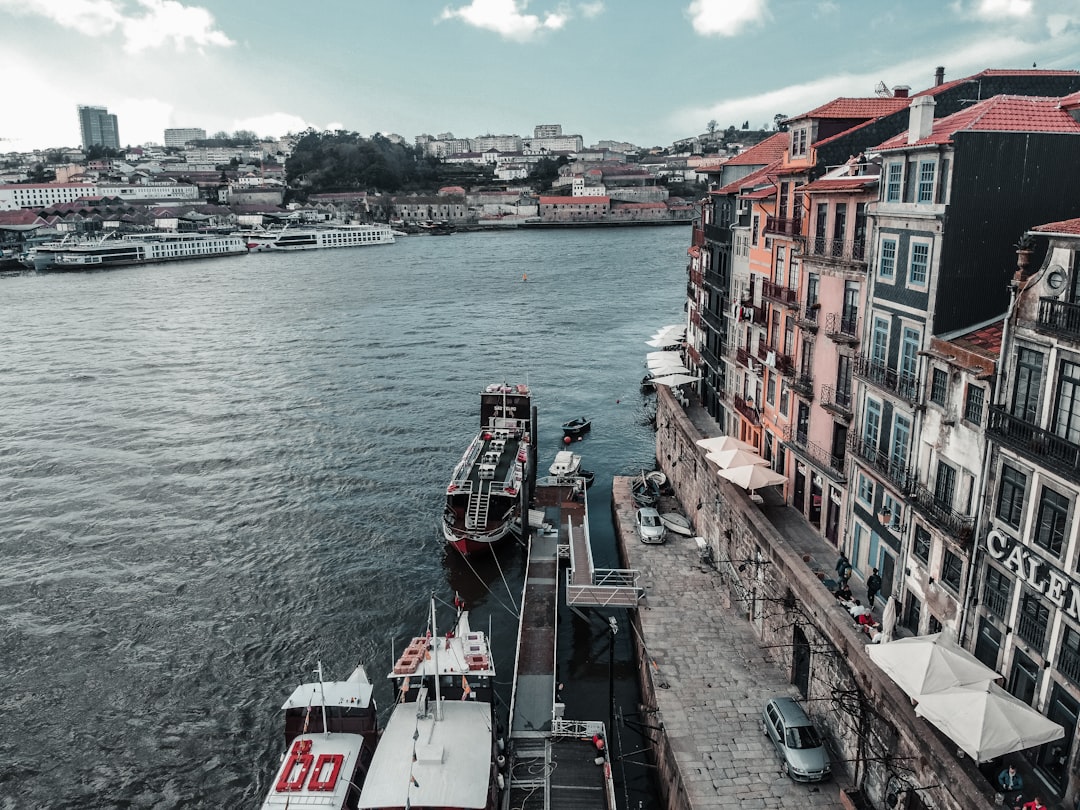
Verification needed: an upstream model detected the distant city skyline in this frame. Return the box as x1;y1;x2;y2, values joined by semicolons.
2;0;1079;153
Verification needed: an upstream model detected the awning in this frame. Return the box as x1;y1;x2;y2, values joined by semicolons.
706;448;768;469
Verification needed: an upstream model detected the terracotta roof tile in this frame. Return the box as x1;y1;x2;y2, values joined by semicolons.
801;176;878;193
1032;217;1080;235
876;95;1080;150
1058;90;1080;109
742;187;776;201
539;195;609;204
723;132;789;167
951;320;1004;359
792;97;911;121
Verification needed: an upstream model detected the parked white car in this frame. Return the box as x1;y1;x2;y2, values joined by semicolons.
635;507;666;544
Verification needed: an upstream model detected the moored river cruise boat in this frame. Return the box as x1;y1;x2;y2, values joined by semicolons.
265;223;396;250
259;661;380;810
443;383;536;555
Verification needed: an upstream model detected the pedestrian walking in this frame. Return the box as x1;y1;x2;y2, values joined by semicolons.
835;552;849;579
867;568;882;605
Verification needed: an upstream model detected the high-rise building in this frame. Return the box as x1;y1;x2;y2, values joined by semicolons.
77;105;120;150
164;128;206;148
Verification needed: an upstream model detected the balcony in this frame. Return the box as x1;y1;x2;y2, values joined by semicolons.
910;483;975;544
848;433;915;494
1037;297;1080;340
795;304;819;332
806;235;867;264
732;395;761;426
756;339;794;376
703;222;730;244
735;345;756;369
1060;644;1080;685
784;425;846;481
792;373;814;398
764;215;802;238
1017;609;1047;651
733;301;763;325
981;582;1010;622
699;343;718;368
987;405;1080;478
820;384;854;421
762;279;798;308
701;305;726;333
854;356;921;405
824;311;859;344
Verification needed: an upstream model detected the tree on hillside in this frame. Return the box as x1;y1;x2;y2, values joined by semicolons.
526;156;566;192
285;129;437;195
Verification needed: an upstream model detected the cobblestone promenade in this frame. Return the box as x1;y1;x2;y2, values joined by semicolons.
615;477;844;810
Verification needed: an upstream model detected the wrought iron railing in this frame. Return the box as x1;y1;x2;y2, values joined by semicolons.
820;384;853;419
1038;297;1080;338
733;395;760;426
785;425;846;480
1017;609;1046;650
1060;644;1080;685
806;236;866;263
982;582;1010;621
910;483;975;543
824;311;859;342
762;279;798;307
848;433;915;494
792;373;814;397
756;339;794;376
795;304;819;331
764;215;802;237
987;405;1080;477
854;355;921;404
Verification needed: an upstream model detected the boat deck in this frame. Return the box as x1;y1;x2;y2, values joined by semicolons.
503;482;620;810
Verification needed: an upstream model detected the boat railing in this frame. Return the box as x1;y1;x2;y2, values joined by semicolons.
449;435;485;485
551;718;606;738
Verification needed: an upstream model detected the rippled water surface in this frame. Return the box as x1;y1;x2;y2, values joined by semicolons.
0;227;688;808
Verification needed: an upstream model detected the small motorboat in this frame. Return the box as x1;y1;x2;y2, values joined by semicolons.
631;476;660;507
562;416;592;437
549;450;582;478
660;512;694;536
579;469;596;488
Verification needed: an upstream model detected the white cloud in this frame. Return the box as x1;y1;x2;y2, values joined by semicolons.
1046;12;1080;37
969;0;1033;19
440;0;568;41
687;0;768;37
0;0;233;53
232;113;318;140
579;1;604;18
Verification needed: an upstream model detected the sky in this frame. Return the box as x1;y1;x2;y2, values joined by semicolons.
1;0;1079;153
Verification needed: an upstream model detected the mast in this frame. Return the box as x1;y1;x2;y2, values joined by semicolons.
316;661;329;736
431;593;443;720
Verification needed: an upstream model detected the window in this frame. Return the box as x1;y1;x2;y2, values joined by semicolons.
909;242;930;285
913;525;931;563
984;566;1011;619
1061;626;1080;684
751;215;760;246
1054;360;1080;444
774;245;786;284
879;238;897;280
1035;487;1069;556
766;373;776;406
934;461;957;508
871;317;889;365
885;162;902;202
1011;348;1044;423
1017;590;1049;650
791;128;808;157
917;160;936;203
780;380;790;416
996;464;1027;528
858;473;875;506
864;398;882;452
930;368;948;405
891;413;911;472
964;385;985;424
937;548;963;591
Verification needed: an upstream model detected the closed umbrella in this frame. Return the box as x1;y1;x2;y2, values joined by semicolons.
914;682;1064;762
717;464;786;491
865;632;996;699
707;448;768;469
696;435;756;454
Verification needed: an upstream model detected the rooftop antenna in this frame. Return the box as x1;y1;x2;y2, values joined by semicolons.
874;81;893;98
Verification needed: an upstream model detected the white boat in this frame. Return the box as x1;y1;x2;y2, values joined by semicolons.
42;232;248;270
548;449;582;478
259;661;380;809
265;223;395;250
660;512;694;536
358;596;501;810
443;383;535;555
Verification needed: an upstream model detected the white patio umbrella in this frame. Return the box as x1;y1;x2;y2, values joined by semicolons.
650;373;700;387
646;351;683;361
717;464;786;491
696;435;756;454
647;355;685;369
706;448;768;469
647;366;693;380
645;337;681;348
914;681;1064;762
865;632;997;699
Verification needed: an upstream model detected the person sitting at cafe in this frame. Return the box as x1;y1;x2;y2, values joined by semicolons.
997;763;1023;794
1021;796;1045;810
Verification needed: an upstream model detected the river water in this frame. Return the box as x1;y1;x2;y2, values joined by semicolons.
0;226;689;809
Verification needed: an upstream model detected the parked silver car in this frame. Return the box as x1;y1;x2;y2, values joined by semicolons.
762;697;831;782
635;507;666;544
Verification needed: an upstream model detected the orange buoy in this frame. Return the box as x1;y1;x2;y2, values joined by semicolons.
563;436;571;445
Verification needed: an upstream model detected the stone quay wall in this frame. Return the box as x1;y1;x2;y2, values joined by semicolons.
626;386;998;810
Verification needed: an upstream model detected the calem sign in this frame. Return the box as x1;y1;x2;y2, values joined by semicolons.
986;529;1080;620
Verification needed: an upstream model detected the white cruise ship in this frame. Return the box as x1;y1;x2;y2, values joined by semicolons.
45;233;248;270
266;223;396;251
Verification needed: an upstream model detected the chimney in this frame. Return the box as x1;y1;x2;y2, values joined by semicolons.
893;86;910;99
935;66;945;86
907;96;936;144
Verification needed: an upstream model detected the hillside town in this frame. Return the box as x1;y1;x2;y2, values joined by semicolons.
639;65;1080;809
0;117;754;263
